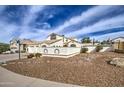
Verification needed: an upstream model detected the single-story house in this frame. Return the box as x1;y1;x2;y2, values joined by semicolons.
10;38;34;53
112;37;124;53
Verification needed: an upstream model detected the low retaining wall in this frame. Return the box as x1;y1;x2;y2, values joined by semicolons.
100;47;112;52
82;46;112;53
27;47;81;57
86;46;96;53
27;46;112;58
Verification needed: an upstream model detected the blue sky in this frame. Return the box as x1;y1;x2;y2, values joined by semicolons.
0;5;124;43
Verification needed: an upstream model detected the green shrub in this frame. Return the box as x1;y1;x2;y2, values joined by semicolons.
21;50;26;53
27;54;34;58
0;43;10;54
35;53;42;58
96;45;103;52
80;47;88;53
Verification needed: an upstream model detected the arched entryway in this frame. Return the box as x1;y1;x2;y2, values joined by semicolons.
44;49;48;54
42;45;47;47
54;49;60;54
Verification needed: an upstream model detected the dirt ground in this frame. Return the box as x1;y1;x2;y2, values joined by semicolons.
1;52;124;87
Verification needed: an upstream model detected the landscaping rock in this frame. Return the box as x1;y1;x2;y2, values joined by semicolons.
2;52;124;87
110;58;124;67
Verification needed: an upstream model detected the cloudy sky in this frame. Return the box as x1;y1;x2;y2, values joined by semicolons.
0;5;124;43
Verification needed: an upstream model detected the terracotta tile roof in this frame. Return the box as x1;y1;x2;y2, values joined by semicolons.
20;39;34;45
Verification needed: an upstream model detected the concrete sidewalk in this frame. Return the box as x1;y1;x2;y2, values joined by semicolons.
0;66;78;87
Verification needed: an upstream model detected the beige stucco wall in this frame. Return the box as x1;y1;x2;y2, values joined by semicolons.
49;40;64;47
113;42;124;50
27;47;81;55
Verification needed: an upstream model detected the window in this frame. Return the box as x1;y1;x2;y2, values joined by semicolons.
42;45;47;47
30;46;34;47
50;33;56;40
70;44;76;47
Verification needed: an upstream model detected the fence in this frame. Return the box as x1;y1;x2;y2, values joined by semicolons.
27;47;81;57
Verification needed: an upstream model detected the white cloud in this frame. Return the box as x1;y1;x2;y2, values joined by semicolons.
66;14;124;38
48;14;54;19
22;5;44;26
19;5;124;41
1;5;124;43
91;31;124;41
19;29;47;41
52;5;118;33
19;6;45;38
0;21;19;43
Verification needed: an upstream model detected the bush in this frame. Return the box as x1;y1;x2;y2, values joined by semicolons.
35;53;42;58
80;47;88;53
21;50;26;53
27;54;34;58
0;43;10;54
96;45;103;52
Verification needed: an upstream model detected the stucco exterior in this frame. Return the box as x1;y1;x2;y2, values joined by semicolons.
26;33;113;57
112;37;124;52
27;47;81;58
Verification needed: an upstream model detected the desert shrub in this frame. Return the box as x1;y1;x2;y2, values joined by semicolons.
35;53;42;58
15;50;19;53
27;54;34;58
96;45;103;52
80;47;88;53
21;50;26;53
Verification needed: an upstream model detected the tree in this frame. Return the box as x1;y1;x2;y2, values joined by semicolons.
0;43;10;54
81;37;91;43
101;39;111;45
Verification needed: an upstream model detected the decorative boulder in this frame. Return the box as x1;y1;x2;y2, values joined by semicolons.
110;58;124;67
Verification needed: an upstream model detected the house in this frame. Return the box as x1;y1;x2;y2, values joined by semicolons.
27;33;82;58
112;37;124;53
28;33;82;48
10;38;34;53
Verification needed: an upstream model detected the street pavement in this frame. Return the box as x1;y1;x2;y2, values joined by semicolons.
0;53;26;63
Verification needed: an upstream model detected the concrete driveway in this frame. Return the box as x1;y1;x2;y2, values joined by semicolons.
0;66;78;87
0;53;26;63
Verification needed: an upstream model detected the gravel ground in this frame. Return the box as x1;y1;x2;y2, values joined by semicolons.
1;52;124;87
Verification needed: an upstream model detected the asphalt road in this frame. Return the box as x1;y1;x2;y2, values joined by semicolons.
0;53;27;63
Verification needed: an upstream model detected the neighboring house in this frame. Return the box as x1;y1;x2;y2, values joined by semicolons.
10;38;34;53
112;37;124;53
